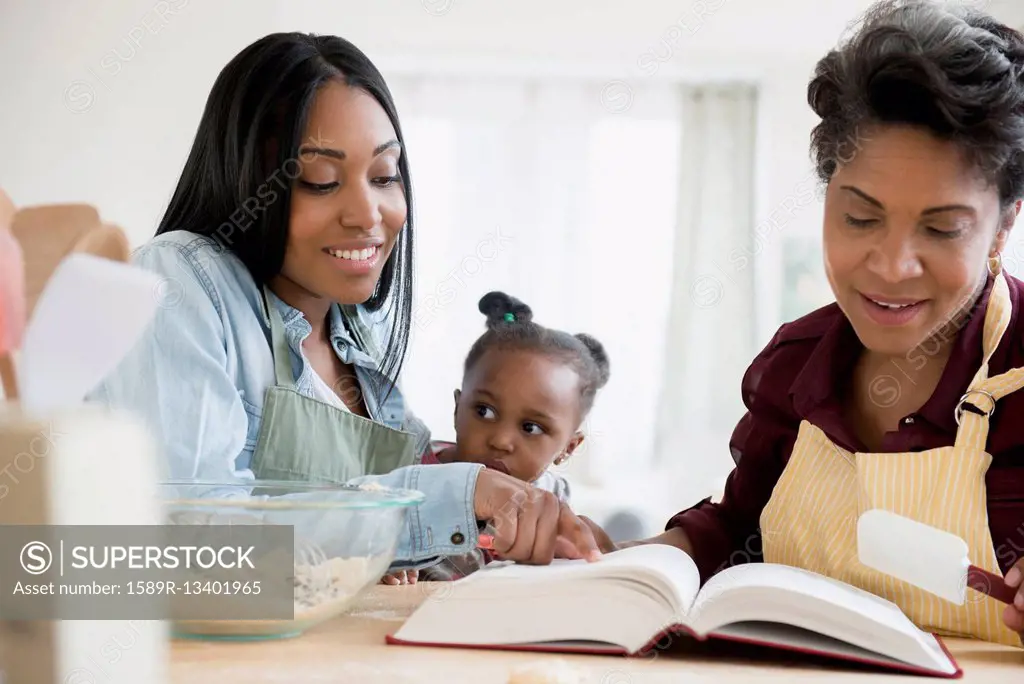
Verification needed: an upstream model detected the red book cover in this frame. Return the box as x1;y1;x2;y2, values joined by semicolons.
386;625;962;678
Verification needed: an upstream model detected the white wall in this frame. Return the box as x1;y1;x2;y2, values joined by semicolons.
0;2;853;378
2;0;1020;256
0;0;866;248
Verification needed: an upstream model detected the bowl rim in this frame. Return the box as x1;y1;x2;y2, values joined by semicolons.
159;478;427;510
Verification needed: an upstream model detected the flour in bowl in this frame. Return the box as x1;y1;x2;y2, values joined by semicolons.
293;556;374;611
173;553;389;638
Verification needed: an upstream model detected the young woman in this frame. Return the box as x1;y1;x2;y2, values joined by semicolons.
88;32;599;575
588;0;1024;646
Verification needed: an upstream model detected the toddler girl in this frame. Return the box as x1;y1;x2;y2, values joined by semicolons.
383;291;610;584
431;290;609;488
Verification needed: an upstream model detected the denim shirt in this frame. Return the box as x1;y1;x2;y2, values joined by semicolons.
424;442;571;502
87;231;484;566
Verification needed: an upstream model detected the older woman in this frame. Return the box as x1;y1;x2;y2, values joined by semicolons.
89;32;599;578
589;0;1024;646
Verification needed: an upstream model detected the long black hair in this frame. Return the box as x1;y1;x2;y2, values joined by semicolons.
156;32;415;401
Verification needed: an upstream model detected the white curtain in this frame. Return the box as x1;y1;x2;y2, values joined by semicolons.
653;85;759;507
386;73;758;528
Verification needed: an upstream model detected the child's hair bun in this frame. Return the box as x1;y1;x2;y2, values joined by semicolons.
478;291;533;328
575;333;610;388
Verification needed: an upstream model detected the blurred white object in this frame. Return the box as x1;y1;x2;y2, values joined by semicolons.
857;508;1016;606
0;404;168;683
16;253;160;414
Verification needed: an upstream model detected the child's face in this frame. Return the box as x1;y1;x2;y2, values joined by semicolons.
453;348;585;483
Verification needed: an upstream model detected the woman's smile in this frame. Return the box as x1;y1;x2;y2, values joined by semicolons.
323;244;382;274
857;292;930;327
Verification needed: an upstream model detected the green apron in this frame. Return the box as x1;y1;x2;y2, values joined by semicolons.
249;288;420;483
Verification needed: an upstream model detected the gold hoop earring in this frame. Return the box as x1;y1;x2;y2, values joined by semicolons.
988;252;1003;276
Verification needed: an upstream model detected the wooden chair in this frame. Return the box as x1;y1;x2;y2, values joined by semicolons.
10;202;130;320
0;190;131;398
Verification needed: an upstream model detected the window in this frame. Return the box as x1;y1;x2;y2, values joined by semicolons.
392;75;683;485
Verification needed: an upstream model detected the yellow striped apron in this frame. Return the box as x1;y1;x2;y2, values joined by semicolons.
760;270;1024;647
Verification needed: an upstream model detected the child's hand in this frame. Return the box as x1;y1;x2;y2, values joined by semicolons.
1002;559;1024;643
380;569;418;585
473;469;600;564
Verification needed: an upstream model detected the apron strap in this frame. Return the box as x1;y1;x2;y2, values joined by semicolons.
956;367;1024;422
261;286;298;389
953;272;1019;447
953;370;1024;449
980;272;1012;365
963;272;1012;390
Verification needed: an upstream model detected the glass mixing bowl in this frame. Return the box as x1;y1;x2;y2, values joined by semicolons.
159;479;425;640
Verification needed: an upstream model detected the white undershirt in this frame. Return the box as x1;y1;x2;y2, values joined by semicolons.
309;370;352;413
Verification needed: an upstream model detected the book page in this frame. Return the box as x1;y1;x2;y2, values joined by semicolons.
687;563;954;674
456;544;701;615
710;622;919;669
392;582;674;654
692;563;918;632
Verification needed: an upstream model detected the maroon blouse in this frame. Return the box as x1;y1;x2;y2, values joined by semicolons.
667;273;1024;583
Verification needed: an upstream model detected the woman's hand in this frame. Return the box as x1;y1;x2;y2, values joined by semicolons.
473;468;601;564
575;518;695;557
1002;559;1024;643
579;515;618;554
380;569;418;585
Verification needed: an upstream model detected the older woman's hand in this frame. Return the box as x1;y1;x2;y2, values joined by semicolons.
576;516;695;557
1002;559;1024;643
474;468;601;565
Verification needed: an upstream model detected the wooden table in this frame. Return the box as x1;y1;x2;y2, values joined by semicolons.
172;584;1024;683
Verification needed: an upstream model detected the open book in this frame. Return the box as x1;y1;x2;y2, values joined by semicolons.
387;544;962;678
